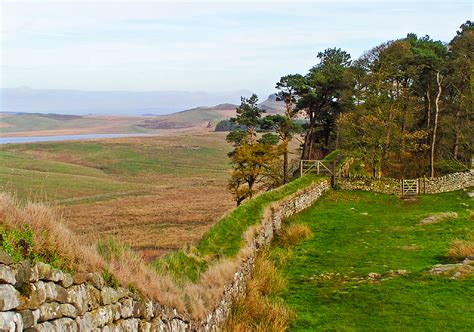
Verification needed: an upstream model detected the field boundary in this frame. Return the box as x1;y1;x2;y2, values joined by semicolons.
335;170;474;195
0;178;331;331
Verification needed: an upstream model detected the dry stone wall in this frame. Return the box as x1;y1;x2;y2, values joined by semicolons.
0;180;331;332
335;171;474;195
335;176;401;195
422;171;474;193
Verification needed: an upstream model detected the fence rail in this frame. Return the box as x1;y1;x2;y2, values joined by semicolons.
300;160;333;177
402;179;419;196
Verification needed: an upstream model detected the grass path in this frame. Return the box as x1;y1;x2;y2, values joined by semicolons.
272;189;474;331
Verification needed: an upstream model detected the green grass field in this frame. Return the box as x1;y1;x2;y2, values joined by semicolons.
0;135;231;201
271;189;473;331
0;114;110;133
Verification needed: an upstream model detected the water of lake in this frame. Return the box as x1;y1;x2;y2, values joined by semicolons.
0;133;156;145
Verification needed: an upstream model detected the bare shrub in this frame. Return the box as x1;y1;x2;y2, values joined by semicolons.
0;193;104;272
448;239;474;260
223;253;292;331
279;223;313;247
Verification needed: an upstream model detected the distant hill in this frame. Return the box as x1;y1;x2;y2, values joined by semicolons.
139;95;286;130
0;95;287;135
139;104;239;130
258;94;286;114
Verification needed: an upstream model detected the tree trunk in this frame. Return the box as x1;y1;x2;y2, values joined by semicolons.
430;72;443;178
283;139;289;184
426;86;431;131
249;127;255;144
301;127;314;160
452;109;461;159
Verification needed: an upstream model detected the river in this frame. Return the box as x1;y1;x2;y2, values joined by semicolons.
0;133;156;144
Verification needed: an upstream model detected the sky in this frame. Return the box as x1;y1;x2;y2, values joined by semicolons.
1;0;472;97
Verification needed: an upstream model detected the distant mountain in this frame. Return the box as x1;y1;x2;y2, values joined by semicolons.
139;103;239;130
258;94;286;114
0;87;253;115
139;95;286;130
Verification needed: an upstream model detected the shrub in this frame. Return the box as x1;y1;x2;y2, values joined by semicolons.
0;224;35;263
0;193;103;271
448;239;474;260
279;223;313;248
224;253;292;331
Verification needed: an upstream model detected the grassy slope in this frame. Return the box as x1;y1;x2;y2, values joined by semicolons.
153;174;323;282
273;189;473;331
0;150;135;201
3;138;229;178
0;136;231;200
197;174;322;258
0;114;109;133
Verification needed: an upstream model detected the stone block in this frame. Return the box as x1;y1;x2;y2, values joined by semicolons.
138;320;152;332
0;264;16;284
115;318;139;331
75;312;93;332
0;311;23;331
91;305;114;328
19;309;38;329
0;284;21;311
15;260;32;287
29;264;39;283
85;284;101;310
51;317;79;332
38;302;63;322
120;298;134;319
36;262;64;282
73;272;104;289
61;273;74;288
0;249;13;265
101;286;119;305
26;321;55;332
67;284;87;314
60;303;78;318
18;281;47;310
44;281;69;303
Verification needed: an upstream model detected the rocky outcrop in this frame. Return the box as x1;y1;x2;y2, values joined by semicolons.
0;180;331;331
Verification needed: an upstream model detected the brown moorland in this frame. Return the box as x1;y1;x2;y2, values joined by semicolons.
1;132;235;261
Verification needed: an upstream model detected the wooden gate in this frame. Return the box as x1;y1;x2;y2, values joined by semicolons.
300;160;333;177
402;179;419;196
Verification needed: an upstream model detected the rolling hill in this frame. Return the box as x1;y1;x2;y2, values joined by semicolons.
138;95;286;130
0;95;286;135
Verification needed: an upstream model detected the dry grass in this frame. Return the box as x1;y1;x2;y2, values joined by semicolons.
0;192;241;317
63;182;234;261
448;239;474;260
0;193;104;272
224;253;293;332
0;185;306;321
279;223;313;248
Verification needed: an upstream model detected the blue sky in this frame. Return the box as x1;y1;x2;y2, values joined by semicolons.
1;1;472;97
